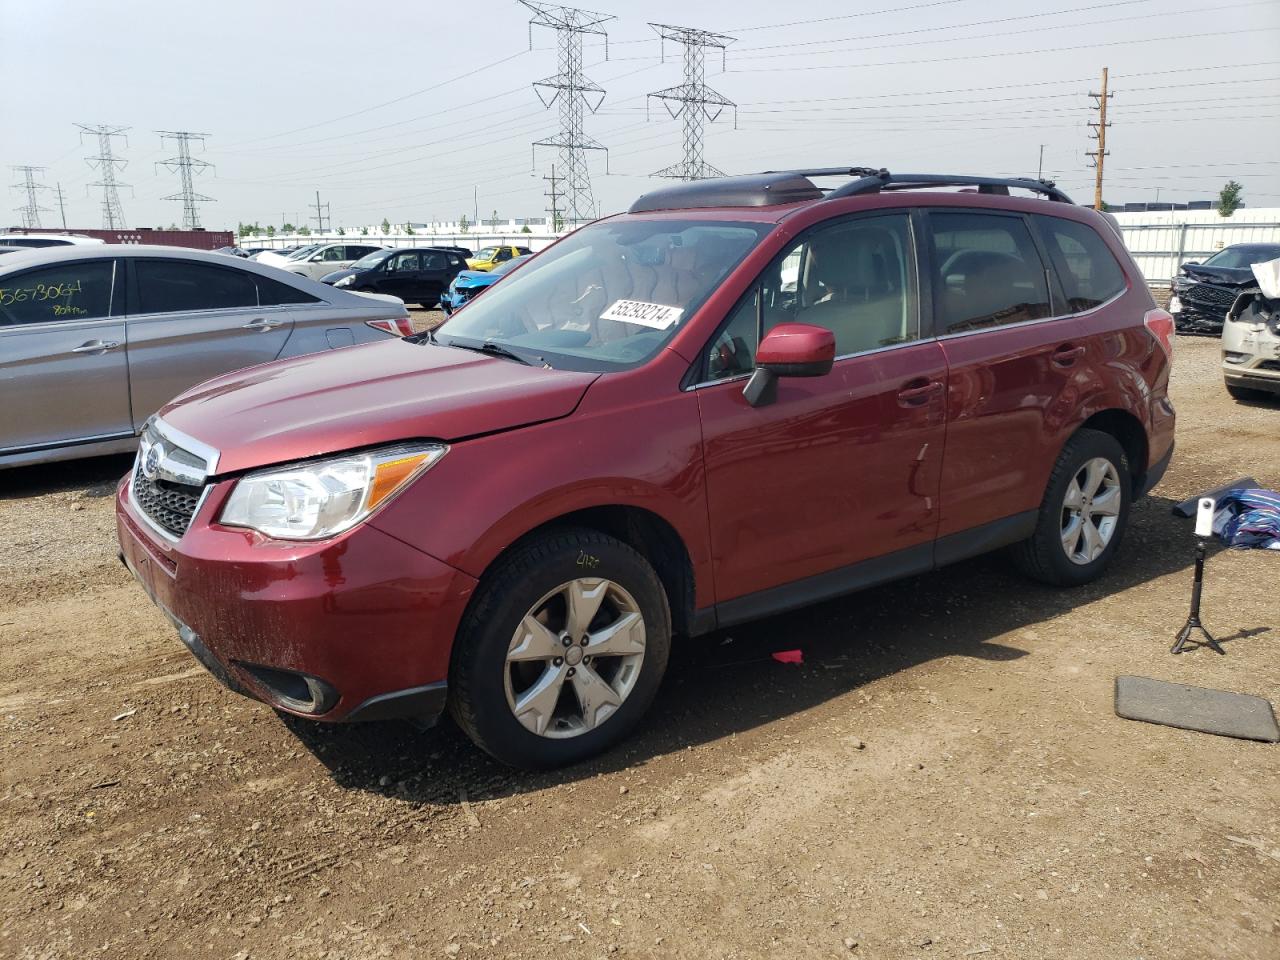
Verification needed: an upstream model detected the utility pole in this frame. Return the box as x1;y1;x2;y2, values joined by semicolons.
156;131;214;230
10;165;51;229
1037;144;1045;180
544;164;565;233
647;23;737;180
310;191;331;233
54;182;68;229
76;123;131;229
1087;67;1111;211
521;1;615;226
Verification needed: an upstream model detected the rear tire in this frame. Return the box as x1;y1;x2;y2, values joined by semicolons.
1011;428;1132;587
448;528;671;769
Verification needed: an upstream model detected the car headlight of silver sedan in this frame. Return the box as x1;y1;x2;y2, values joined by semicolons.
220;443;447;540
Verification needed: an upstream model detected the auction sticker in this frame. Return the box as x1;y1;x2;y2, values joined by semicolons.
600;299;684;329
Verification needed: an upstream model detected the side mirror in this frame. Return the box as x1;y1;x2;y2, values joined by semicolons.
743;323;835;407
1182;261;1201;269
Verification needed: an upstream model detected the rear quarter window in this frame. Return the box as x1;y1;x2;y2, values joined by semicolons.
1035;215;1127;312
257;274;321;306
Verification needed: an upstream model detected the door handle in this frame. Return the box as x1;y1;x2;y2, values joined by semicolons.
1052;343;1086;365
241;317;283;331
897;379;944;406
71;340;121;354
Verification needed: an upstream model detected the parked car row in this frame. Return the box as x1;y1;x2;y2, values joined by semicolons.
114;169;1177;769
440;253;531;314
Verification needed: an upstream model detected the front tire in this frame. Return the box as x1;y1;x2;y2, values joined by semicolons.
448;528;671;768
1011;428;1132;587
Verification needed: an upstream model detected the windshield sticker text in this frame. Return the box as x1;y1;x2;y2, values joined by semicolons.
600;299;683;330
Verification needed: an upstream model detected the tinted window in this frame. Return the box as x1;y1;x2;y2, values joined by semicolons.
1036;216;1127;312
387;251;420;272
257;274;321;306
422;251;446;270
930;213;1051;334
0;260;115;326
350;245;381;259
136;260;257;313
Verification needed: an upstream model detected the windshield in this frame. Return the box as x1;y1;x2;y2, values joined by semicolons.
286;244;321;260
352;250;393;270
1202;245;1280;270
433;218;768;371
473;247;500;260
492;254;531;276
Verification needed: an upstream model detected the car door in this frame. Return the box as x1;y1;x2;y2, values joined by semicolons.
0;257;131;453
378;251;421;301
418;250;451;302
125;257;295;425
695;212;948;611
924;208;1082;542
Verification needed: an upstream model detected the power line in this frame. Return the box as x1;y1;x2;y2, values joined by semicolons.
156;131;214;229
76;123;131;229
646;23;737;180
521;1;616;225
10;165;50;229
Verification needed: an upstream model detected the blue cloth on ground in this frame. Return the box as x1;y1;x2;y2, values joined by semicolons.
1212;488;1280;550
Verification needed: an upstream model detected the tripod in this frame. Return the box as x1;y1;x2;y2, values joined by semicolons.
1171;540;1225;655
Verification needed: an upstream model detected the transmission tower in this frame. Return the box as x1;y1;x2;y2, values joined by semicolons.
156;131;215;229
520;1;615;225
647;24;737;180
76;123;131;229
311;191;331;232
544;164;565;232
10;166;51;228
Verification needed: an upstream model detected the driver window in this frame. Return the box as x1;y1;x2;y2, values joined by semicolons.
762;213;918;356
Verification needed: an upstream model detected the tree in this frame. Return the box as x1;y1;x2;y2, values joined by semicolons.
360;225;369;236
1217;180;1244;218
298;225;311;236
380;217;391;235
266;225;275;238
520;224;532;234
281;223;296;234
458;213;470;234
336;226;346;236
405;223;415;236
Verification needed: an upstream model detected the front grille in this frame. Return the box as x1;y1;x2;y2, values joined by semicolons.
1182;282;1237;311
132;459;203;537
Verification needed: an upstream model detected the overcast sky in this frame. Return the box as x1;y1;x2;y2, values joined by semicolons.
3;0;1278;231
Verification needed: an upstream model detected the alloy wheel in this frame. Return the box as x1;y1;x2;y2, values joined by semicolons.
503;578;647;739
1060;456;1122;565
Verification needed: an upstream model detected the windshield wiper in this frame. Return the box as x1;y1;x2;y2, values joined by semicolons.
441;336;535;367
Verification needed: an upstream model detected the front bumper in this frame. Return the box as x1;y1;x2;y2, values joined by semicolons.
1222;315;1280;394
116;475;476;723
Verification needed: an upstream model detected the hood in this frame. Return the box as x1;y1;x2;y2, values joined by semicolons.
321;268;358;284
1181;263;1254;286
158;338;599;475
455;269;499;288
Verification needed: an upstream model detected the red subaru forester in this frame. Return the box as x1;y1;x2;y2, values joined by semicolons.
117;169;1175;768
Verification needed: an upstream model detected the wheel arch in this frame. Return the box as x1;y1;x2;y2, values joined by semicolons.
1077;408;1148;492
475;504;698;639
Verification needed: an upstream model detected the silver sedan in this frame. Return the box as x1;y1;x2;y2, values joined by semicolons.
0;245;416;468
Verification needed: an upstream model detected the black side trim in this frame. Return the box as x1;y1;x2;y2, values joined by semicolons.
933;510;1038;568
2;430;135;456
716;543;934;630
345;681;448;724
689;606;718;637
1137;442;1174;499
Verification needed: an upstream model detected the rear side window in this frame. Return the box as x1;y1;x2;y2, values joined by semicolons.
422;252;446;270
0;260;115;326
257;274;321;306
930;212;1052;334
1036;215;1127;312
136;260;257;313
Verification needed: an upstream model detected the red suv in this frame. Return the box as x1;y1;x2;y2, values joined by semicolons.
117;169;1175;768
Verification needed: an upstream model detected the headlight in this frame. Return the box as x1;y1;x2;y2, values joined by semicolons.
220;443;447;540
335;275;355;287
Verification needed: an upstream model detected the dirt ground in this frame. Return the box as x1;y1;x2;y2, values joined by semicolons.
1;336;1277;960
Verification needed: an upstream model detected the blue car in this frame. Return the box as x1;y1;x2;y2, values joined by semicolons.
440;254;532;315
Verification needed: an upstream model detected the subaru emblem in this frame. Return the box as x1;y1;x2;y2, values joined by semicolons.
142;442;163;481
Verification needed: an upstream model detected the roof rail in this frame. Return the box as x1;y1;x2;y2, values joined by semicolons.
826;171;1074;204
